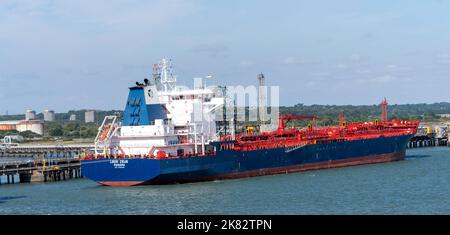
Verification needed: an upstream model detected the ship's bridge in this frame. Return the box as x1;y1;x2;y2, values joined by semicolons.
95;58;225;157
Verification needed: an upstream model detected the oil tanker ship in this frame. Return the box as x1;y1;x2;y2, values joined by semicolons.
81;59;419;186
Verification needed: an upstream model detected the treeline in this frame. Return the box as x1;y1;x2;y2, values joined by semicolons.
280;102;450;126
1;103;450;138
45;122;98;138
53;110;122;123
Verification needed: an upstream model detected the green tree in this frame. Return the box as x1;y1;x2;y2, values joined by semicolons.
20;130;40;138
48;124;64;136
64;122;80;132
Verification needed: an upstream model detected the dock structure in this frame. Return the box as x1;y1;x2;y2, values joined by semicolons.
0;144;93;185
0;158;81;184
408;124;449;148
0;144;93;158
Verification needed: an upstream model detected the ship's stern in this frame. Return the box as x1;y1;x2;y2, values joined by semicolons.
81;158;161;186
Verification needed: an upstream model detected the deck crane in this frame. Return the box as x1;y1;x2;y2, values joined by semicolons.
278;114;318;132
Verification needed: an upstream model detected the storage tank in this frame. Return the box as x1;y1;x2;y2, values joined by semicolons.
16;120;44;135
43;110;55;122
25;110;36;120
85;111;95;123
0;121;20;131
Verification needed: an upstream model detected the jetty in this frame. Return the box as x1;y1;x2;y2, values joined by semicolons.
0;144;93;185
408;124;450;148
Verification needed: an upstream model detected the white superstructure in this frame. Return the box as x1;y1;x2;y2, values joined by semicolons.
95;59;225;158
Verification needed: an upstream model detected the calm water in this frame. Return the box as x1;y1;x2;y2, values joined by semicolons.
1;147;449;215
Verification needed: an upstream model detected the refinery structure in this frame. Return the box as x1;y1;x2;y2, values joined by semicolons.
0;109;98;136
0;109;47;135
0;119;44;135
43;110;55;122
85;110;95;123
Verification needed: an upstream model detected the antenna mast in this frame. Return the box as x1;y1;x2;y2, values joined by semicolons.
381;98;388;123
338;112;345;127
219;86;228;136
154;58;177;91
257;73;266;125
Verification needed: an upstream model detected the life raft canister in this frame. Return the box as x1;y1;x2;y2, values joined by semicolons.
156;150;167;159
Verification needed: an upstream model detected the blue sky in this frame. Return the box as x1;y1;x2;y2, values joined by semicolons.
1;0;450;114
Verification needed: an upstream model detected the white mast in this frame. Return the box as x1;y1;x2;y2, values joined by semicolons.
159;58;177;91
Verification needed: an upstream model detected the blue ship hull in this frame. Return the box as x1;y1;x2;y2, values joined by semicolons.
81;134;413;186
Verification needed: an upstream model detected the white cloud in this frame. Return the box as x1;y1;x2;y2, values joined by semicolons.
385;64;398;70
423;64;436;70
0;1;197;44
355;69;371;74
354;75;397;85
306;81;320;87
283;56;319;65
332;82;346;90
350;54;362;61
239;60;255;67
311;71;331;77
0;0;199;113
335;63;348;69
376;75;396;83
437;59;450;64
283;57;297;64
385;64;411;71
436;53;450;64
191;43;229;58
437;53;450;59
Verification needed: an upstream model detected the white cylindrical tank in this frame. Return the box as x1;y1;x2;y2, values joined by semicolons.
25;110;36;120
43;110;55;122
85;111;95;123
16;120;44;135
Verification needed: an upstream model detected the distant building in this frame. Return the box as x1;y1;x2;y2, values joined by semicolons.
0;120;44;135
85;111;95;123
25;110;36;120
69;114;77;121
43;110;55;122
0;121;19;131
